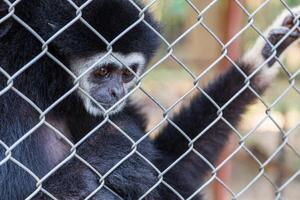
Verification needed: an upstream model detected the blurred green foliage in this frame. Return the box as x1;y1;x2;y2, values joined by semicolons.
287;0;299;6
156;0;188;40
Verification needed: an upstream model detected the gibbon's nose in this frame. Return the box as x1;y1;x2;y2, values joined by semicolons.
109;86;125;102
92;86;124;106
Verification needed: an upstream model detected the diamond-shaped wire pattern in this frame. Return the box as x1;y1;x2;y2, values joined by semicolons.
0;0;300;199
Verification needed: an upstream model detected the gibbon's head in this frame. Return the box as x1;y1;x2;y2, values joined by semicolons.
54;0;160;115
0;0;160;116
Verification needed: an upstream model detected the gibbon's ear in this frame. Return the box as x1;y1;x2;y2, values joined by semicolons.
0;2;13;38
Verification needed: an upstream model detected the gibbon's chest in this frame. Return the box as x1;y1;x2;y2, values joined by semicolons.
76;118;161;199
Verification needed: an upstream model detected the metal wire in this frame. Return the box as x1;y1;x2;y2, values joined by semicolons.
0;0;299;199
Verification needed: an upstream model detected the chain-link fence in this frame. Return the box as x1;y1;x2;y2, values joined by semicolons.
0;0;300;199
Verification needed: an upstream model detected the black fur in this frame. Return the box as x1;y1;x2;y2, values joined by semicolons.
0;0;298;199
32;63;270;200
0;0;159;199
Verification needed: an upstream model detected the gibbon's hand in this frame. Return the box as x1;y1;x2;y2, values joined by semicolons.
262;8;300;66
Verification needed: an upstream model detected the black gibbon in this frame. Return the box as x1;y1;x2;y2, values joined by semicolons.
0;0;299;199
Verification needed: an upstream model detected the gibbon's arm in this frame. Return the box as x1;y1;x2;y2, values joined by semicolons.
154;7;300;165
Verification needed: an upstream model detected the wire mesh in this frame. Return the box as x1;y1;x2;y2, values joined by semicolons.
0;0;299;199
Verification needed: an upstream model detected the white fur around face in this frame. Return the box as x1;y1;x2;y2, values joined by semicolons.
242;5;300;87
70;52;145;116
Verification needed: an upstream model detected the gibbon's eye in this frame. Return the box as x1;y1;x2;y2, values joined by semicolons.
94;67;109;77
122;68;135;83
122;64;139;83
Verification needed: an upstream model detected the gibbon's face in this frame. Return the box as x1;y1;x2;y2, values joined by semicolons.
71;52;145;116
48;0;159;116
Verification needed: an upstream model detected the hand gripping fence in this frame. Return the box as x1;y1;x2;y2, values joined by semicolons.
0;0;300;199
